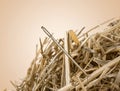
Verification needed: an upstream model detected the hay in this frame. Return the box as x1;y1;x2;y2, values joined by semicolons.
10;18;120;91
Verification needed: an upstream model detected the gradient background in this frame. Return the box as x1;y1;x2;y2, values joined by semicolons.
0;0;120;90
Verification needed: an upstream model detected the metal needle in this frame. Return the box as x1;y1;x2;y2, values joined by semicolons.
41;26;87;76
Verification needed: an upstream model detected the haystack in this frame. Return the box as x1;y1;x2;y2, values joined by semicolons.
11;18;120;91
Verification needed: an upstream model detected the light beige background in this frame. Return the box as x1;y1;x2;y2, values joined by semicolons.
0;0;120;90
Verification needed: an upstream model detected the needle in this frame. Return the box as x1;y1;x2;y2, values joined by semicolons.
41;26;87;76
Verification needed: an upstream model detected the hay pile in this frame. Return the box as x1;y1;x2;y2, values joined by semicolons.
11;19;120;91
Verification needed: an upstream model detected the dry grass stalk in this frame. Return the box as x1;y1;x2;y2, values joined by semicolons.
64;32;70;85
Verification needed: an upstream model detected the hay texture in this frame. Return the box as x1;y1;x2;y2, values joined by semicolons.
10;19;120;91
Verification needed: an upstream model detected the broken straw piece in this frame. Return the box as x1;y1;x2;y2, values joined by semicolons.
69;30;80;45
